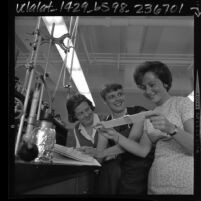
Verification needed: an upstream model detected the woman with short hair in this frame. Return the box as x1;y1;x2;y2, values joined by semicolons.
100;61;194;194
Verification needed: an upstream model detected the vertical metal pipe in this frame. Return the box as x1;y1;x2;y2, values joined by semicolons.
36;23;55;121
21;63;31;95
68;17;79;83
24;81;42;141
52;51;67;103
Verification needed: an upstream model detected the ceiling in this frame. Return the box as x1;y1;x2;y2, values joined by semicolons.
14;16;194;117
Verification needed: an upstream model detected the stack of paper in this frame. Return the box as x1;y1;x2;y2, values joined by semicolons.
53;144;101;166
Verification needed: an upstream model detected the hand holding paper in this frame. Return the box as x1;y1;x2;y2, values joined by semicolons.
78;146;105;159
145;111;175;135
94;111;153;129
144;112;171;141
98;126;120;144
77;146;97;157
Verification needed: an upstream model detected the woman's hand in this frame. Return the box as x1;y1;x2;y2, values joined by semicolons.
98;126;120;144
77;146;104;158
77;146;96;157
145;112;175;134
105;155;117;161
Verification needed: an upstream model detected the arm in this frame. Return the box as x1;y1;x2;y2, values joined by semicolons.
102;144;125;158
65;129;76;147
102;118;145;157
128;118;145;141
118;130;152;158
168;118;194;155
100;127;152;158
78;130;109;162
146;112;194;155
172;98;194;155
95;131;109;162
79;116;148;159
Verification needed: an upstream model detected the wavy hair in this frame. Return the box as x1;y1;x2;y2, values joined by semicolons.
66;93;95;123
133;61;172;91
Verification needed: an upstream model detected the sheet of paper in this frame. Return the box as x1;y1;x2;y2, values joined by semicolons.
53;152;101;166
53;144;101;166
98;111;153;128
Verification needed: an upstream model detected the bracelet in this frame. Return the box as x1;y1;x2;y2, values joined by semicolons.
168;125;178;137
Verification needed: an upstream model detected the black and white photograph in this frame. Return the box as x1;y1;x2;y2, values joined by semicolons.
9;1;200;199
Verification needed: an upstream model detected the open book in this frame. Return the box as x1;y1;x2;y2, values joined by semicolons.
53;144;101;166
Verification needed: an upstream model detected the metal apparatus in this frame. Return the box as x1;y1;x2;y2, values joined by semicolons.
15;17;42;156
15;16;80;161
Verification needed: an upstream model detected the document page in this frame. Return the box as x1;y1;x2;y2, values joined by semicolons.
53;144;101;166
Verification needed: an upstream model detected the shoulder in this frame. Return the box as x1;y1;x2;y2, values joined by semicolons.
171;96;193;108
171;96;189;101
171;96;194;121
127;106;148;115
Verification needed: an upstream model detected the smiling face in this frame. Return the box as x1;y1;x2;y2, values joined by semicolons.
140;72;170;106
104;88;126;113
74;101;94;127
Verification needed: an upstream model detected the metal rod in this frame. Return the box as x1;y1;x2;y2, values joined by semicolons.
21;64;31;95
15;17;42;156
52;17;79;102
62;17;73;88
68;17;79;83
24;81;42;141
69;17;73;36
70;17;78;41
36;23;55;121
52;51;67;103
64;17;79;101
63;16;79;87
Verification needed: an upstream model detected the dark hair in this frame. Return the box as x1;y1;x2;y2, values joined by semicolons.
66;94;95;123
100;83;123;100
133;61;172;91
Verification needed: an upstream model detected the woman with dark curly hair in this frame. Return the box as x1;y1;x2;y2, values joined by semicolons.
99;61;194;194
66;93;107;150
